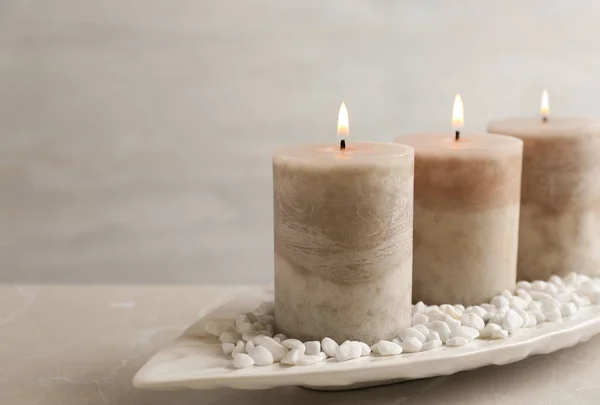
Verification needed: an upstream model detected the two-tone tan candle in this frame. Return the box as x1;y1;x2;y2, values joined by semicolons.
488;91;600;280
395;95;523;306
273;104;414;344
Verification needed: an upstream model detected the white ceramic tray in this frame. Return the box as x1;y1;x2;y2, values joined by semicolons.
133;285;600;391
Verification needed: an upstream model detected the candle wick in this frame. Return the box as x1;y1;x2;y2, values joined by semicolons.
455;131;460;141
542;116;549;123
340;139;346;151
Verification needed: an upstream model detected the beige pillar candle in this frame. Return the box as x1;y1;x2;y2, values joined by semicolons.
273;106;414;344
488;91;600;281
394;95;523;305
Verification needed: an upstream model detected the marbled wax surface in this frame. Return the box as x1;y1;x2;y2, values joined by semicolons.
1;285;600;405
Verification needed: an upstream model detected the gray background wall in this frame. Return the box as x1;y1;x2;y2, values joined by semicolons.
1;0;599;283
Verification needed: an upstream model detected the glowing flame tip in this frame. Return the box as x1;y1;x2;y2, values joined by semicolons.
540;89;550;119
337;102;349;138
452;94;464;129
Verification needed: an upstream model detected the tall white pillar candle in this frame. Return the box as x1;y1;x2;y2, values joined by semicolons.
394;95;523;305
488;95;600;280
273;140;414;344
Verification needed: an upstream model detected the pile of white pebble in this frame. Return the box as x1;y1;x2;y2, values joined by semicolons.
204;273;600;369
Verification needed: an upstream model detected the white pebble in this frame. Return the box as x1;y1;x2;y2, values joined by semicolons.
235;314;252;333
254;301;274;316
426;331;441;342
375;340;403;356
241;331;261;343
454;304;465;312
249;322;264;332
245;341;255;352
548;275;563;285
421;340;442;351
347;341;363;358
370;343;379;354
479;323;503;338
273;333;287;342
360;342;371;356
413;324;430;338
296;352;327;366
321;337;338;357
509;296;528;310
578;274;592;283
530;311;546;324
531;280;547;291
400;327;427;343
401;337;423;353
205;320;232;337
426;309;446;322
570;293;586;309
446;337;469;346
554;291;572;303
222;342;235;355
513;307;529;324
393;338;403;345
304;341;321;355
335;344;361;361
465;305;487;318
254;336;288;361
248;346;274;366
540;299;562;322
524;312;538;327
233;353;255;368
527;301;541;312
516;289;533;303
281;339;304;350
427;321;452;342
453;326;479;341
488;313;504;325
413;301;427;314
491;329;509;339
545;283;558;295
516;280;532;290
502;309;524;334
280;346;305;365
491;295;510;308
231;340;246;356
581;296;592;307
441;304;462;319
257;314;275;326
220;331;242;344
578;281;600;297
529;291;555;302
501;289;513;299
411;313;429;326
261;324;274;335
244;312;258;323
564;272;579;286
561;302;578;317
481;303;497;312
444;315;462;332
460;313;485;331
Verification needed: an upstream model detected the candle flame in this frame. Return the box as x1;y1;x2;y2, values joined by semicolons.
540;89;550;119
337;102;349;138
452;94;464;129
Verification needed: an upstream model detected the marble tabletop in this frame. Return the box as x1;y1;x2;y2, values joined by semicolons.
1;285;600;405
